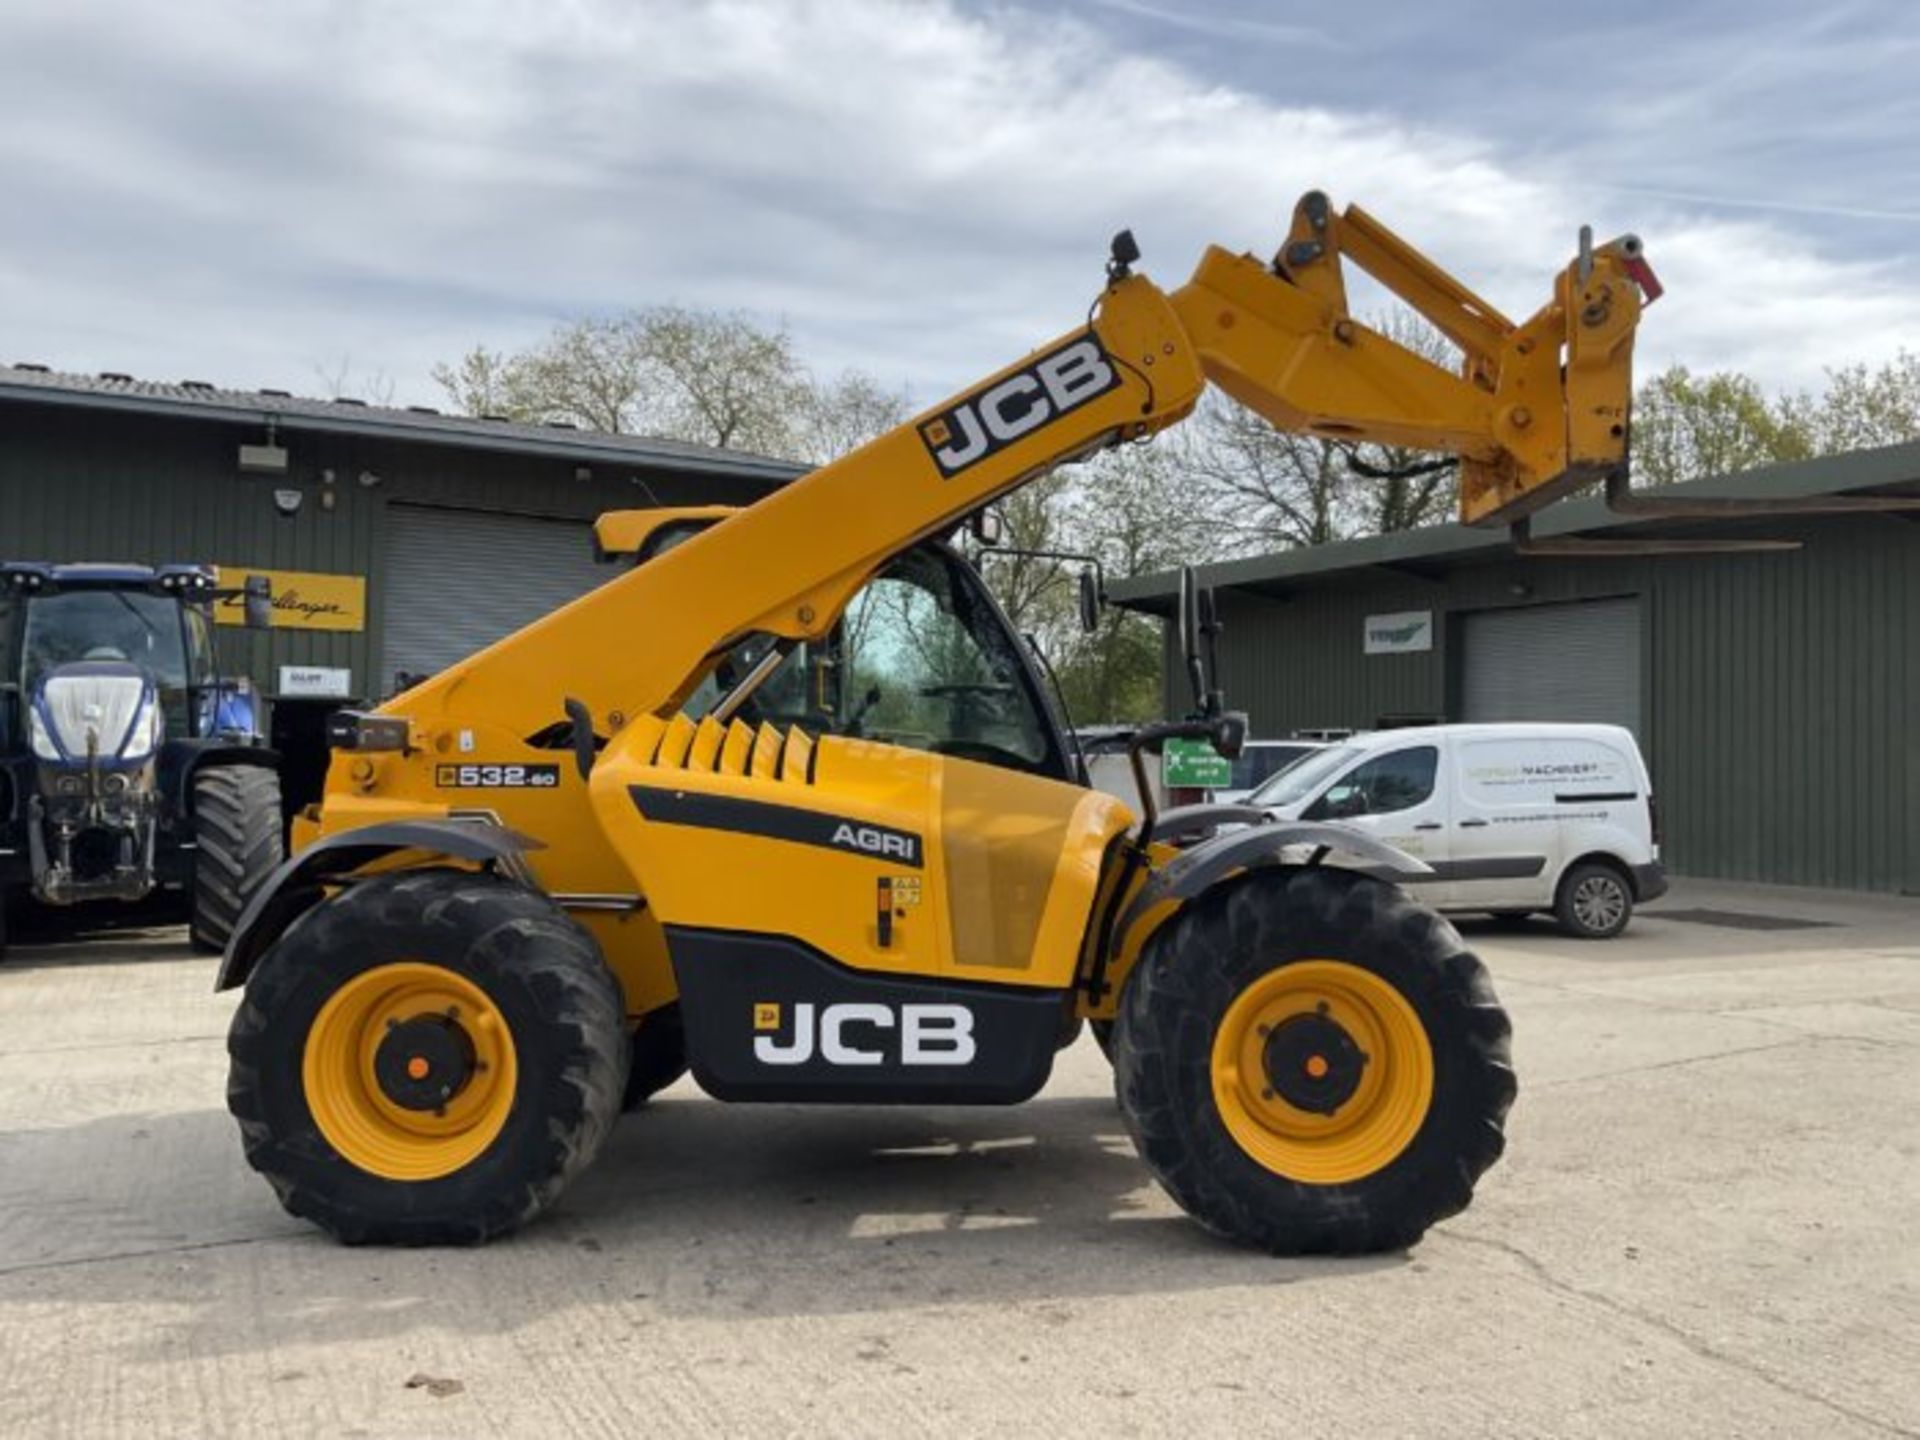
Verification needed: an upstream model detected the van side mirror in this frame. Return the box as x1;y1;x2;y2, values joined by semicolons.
242;574;274;631
1077;568;1102;634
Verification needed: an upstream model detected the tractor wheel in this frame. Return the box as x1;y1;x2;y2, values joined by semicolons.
227;869;629;1245
621;1004;688;1110
190;765;284;953
1554;861;1634;939
1113;866;1514;1255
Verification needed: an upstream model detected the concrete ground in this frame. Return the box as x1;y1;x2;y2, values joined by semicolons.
1;880;1916;1439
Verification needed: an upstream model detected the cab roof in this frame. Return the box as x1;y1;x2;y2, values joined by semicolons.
2;561;217;592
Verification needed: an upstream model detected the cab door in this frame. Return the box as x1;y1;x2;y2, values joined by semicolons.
1304;741;1454;906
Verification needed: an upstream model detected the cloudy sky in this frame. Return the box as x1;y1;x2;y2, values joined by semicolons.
2;0;1915;413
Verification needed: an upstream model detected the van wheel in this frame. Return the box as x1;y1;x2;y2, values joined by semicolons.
1114;867;1514;1254
1555;861;1633;939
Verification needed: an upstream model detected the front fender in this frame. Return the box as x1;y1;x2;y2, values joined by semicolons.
1113;819;1431;948
214;819;543;991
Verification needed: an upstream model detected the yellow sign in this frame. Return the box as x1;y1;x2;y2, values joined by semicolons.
213;564;366;632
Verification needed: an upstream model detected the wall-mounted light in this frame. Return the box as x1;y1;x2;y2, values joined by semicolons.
357;470;383;488
273;488;303;517
239;416;289;473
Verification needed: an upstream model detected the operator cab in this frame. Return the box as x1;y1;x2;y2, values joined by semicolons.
600;511;1075;783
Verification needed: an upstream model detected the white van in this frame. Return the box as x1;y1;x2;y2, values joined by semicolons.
1246;723;1667;938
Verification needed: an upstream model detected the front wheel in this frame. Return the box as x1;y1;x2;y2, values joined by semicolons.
1555;861;1634;939
227;869;628;1244
1113;867;1514;1255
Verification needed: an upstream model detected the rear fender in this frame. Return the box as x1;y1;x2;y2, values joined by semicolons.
214;819;543;991
1107;819;1432;981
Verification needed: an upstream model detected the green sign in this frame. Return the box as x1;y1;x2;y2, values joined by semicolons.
1163;737;1232;788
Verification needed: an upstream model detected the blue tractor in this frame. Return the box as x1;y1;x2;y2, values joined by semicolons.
0;562;284;955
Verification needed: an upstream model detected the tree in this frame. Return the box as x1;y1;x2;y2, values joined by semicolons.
1630;365;1812;487
432;307;905;462
1780;350;1920;455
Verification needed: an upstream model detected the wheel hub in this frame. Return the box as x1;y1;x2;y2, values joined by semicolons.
373;1014;477;1112
1263;1009;1367;1115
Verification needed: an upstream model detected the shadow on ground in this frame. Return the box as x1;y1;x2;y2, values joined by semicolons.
0;1087;1405;1362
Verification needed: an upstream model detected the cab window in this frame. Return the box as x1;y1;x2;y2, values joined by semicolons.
684;546;1062;776
1307;746;1438;819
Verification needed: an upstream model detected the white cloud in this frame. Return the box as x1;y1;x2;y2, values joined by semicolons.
0;0;1914;413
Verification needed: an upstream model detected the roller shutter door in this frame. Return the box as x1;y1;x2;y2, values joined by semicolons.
1460;598;1642;737
381;505;612;691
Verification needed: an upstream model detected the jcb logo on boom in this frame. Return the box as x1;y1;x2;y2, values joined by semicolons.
752;1001;976;1067
919;333;1121;477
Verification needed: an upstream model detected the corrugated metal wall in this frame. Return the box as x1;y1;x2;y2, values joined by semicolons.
1164;515;1920;894
2;405;775;700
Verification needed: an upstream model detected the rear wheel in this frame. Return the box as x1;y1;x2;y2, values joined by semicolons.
1555;861;1633;939
190;765;284;953
227;869;628;1244
1113;867;1514;1254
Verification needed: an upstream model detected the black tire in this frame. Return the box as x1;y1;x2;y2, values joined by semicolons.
1090;1019;1116;1062
190;765;284;953
1554;860;1634;939
621;1004;688;1110
1113;866;1515;1255
227;869;629;1245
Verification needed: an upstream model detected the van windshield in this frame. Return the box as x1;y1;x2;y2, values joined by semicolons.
1251;745;1359;809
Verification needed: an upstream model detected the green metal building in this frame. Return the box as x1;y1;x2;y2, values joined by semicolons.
1110;443;1920;895
2;363;799;809
1;363;800;699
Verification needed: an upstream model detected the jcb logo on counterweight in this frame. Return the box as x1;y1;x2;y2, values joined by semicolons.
752;1001;977;1067
919;333;1121;477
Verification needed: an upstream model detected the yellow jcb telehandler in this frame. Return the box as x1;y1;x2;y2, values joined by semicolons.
218;193;1664;1252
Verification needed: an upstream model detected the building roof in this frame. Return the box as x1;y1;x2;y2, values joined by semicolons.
0;363;808;484
1108;440;1920;615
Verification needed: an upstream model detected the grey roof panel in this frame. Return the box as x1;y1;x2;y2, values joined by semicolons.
0;364;808;483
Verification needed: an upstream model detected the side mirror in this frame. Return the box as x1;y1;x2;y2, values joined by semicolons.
968;508;1004;547
1321;787;1366;819
1077;569;1102;633
1210;710;1248;761
242;574;274;631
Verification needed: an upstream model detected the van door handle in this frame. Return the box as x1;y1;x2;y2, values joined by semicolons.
1459;819;1489;828
1413;822;1441;831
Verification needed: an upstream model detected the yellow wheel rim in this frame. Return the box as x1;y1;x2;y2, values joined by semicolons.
302;962;518;1182
1210;959;1434;1185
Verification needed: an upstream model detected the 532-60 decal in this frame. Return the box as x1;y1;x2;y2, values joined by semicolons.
434;763;561;789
